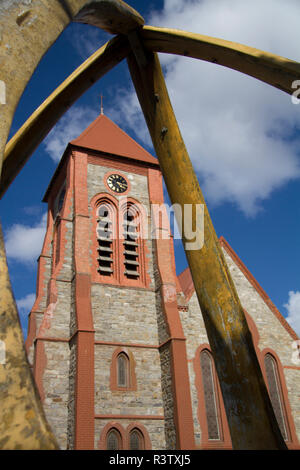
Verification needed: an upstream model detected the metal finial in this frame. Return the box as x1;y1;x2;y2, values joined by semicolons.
100;93;104;115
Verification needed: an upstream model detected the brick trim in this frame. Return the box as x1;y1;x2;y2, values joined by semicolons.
95;415;164;420
110;347;137;392
126;423;152;450
91;192;150;288
95;340;158;349
98;422;126;450
97;421;153;450
91;192;120;285
73;151;95;450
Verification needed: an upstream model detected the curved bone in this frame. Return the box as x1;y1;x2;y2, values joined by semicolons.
141;26;300;95
74;0;144;34
0;1;143;176
0;35;130;198
3;26;300;199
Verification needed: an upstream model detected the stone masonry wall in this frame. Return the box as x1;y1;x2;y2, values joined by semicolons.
182;246;300;446
223;248;300;442
94;344;164;413
179;294;208;447
41;341;70;449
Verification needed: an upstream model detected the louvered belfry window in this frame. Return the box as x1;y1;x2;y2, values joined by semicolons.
200;350;221;440
96;203;114;276
107;429;120;450
123;206;140;279
264;353;289;441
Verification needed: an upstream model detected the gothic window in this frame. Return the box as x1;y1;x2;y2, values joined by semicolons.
106;429;122;450
96;203;114;276
129;429;144;450
57;186;66;214
200;350;222;440
54;184;66;217
54;219;61;266
117;353;129;388
264;353;289;441
123;205;140;279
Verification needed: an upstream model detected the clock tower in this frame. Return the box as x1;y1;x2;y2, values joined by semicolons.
25;112;195;450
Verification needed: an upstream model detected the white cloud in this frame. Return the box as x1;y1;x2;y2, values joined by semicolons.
108;89;153;148
5;213;47;264
43;106;98;162
16;293;36;316
284;291;300;337
66;23;109;60
111;0;300;216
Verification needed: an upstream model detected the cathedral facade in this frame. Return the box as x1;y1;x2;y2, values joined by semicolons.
25;113;300;450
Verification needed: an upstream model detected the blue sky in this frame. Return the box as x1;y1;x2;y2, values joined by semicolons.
1;0;300;338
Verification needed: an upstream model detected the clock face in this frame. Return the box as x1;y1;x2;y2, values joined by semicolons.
107;174;128;193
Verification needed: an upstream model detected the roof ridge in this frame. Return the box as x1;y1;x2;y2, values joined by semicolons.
219;236;299;341
176;237;298;341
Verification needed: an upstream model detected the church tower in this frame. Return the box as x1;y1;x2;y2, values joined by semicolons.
25;112;195;450
26;112;300;450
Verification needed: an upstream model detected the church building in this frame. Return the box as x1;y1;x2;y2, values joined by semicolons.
25;111;300;450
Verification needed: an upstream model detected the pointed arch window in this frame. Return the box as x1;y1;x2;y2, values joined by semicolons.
93;194;147;287
200;349;222;441
129;429;144;450
57;185;66;214
264;353;290;441
106;428;122;450
96;203;115;277
117;352;129;388
54;218;61;266
53;183;66;218
98;423;151;450
123;204;141;280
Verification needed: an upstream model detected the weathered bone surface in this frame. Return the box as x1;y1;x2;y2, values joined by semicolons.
141;26;300;96
74;0;144;34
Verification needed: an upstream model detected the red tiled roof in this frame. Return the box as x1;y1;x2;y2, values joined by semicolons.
177;267;194;301
71;113;158;166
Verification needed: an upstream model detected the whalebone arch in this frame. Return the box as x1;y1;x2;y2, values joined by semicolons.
1;0;299;450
